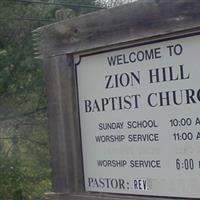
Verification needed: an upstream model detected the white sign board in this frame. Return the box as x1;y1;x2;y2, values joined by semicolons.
75;34;200;198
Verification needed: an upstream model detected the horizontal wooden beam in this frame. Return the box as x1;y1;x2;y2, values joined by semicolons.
34;0;200;58
45;192;180;200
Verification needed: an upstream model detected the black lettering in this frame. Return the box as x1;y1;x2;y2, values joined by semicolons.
129;52;136;63
196;132;200;140
120;73;130;87
93;100;101;112
159;91;170;106
172;90;183;105
180;64;190;80
101;98;109;111
195;117;200;125
123;54;129;64
130;71;140;85
117;54;123;65
149;68;160;83
169;66;179;81
154;47;161;58
105;75;113;89
137;51;144;61
84;100;92;112
107;56;117;66
148;93;158;107
185;89;196;104
130;160;161;168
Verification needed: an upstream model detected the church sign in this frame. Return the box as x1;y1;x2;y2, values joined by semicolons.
35;0;200;199
76;34;200;198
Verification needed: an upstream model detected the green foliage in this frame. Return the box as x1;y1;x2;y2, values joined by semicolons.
0;0;98;199
0;155;25;200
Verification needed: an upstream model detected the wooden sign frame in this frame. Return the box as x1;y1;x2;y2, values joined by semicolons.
34;0;200;199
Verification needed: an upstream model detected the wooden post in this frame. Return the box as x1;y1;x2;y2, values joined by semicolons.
42;55;83;195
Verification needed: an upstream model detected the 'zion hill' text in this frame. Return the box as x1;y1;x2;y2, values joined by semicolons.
82;64;200;113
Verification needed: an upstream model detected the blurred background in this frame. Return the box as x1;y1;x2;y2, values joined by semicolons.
0;0;136;199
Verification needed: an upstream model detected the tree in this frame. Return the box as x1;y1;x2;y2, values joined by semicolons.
0;1;97;199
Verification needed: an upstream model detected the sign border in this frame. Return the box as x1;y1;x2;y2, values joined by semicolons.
74;31;200;199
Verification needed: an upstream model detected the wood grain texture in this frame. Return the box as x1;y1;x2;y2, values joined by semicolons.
43;54;83;193
34;0;200;58
45;192;188;200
